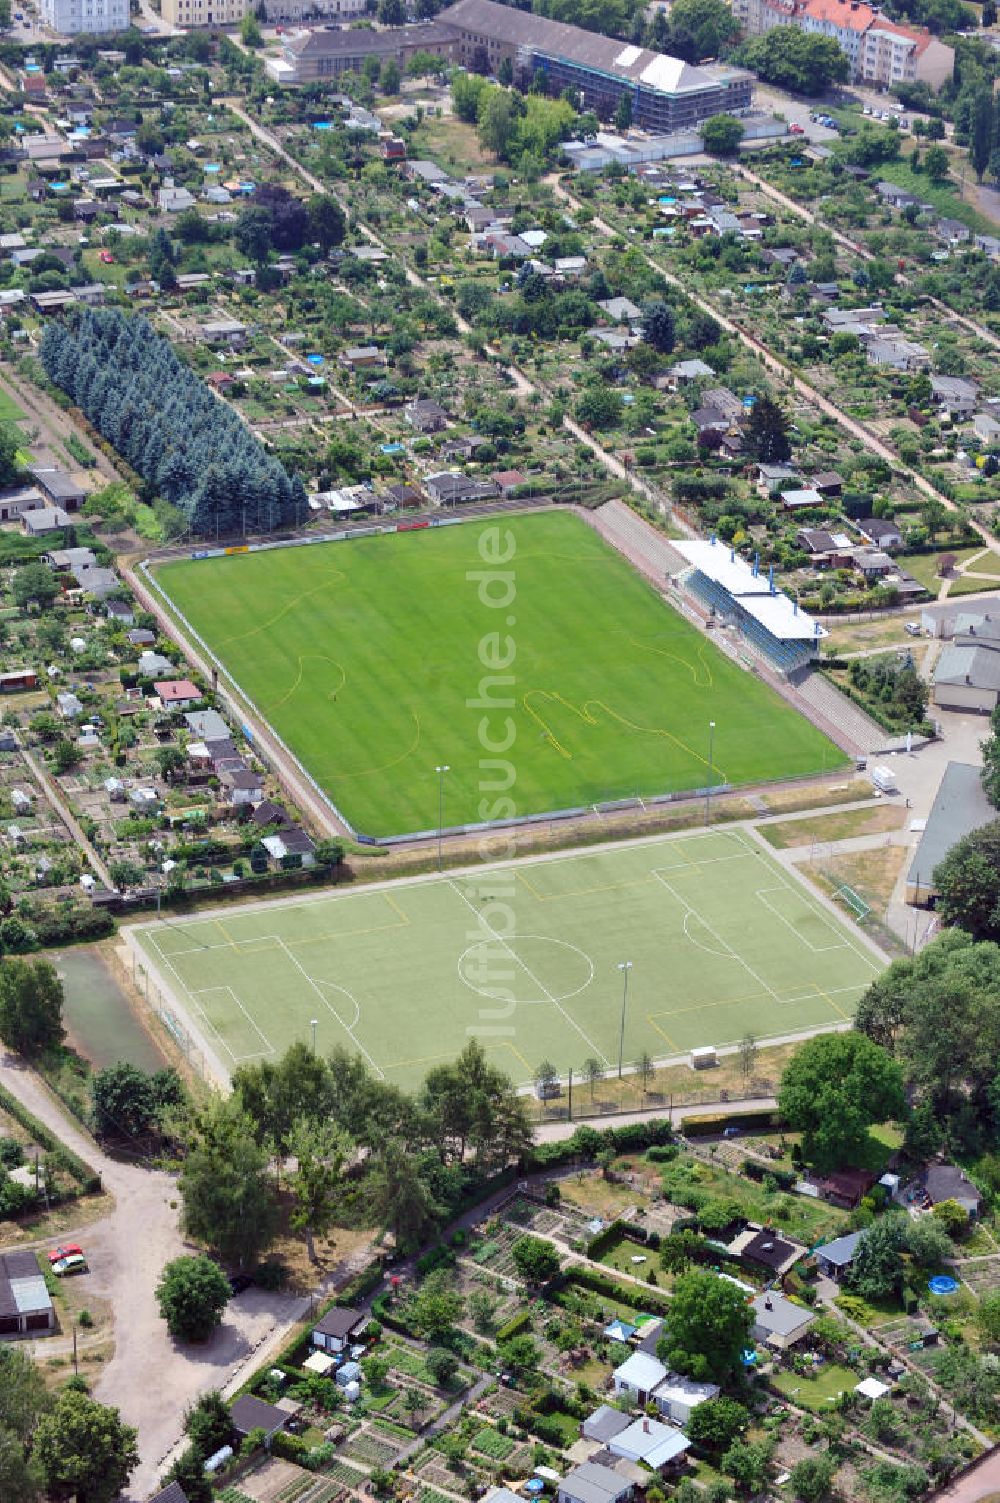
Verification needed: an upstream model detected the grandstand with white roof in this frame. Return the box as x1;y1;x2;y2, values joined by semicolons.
675;538;826;675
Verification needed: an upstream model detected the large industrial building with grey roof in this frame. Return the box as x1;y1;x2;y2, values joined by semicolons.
267;0;752;128
906;760;996;906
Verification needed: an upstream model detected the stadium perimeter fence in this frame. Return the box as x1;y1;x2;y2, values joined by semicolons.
110;941;213;1085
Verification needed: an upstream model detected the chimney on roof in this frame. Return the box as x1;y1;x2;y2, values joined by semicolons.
764;1295;773;1309
644;1419;650;1433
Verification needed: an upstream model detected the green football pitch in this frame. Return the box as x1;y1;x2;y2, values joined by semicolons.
132;828;882;1089
152;513;841;837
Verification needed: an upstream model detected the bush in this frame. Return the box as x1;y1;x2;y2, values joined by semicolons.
415;1244;454;1279
0;1137;24;1168
681;1110;781;1137
0;1080;100;1193
496;1309;532;1342
255;1258;288;1290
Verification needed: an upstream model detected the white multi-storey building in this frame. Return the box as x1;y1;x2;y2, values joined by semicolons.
732;0;953;89
39;0;128;34
859;15;954;90
161;0;368;26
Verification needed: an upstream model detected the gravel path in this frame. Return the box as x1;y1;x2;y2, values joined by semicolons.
0;1052;303;1500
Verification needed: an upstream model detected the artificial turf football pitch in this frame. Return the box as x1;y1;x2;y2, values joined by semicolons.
153;512;842;838
133;829;883;1089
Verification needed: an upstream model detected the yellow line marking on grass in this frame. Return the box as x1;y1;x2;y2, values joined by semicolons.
334;711;422;780
629;635;715;690
508;1042;534;1075
818;987;850;1020
262;654;346;715
522;689;724;778
647;1014;680;1051
280;913;411;947
382;892;410;925
216;569;349;648
213;919;237;947
651;985;862;1023
515;868;656;903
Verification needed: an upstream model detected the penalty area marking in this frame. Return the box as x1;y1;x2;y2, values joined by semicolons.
191;984;276;1062
754;886;851;955
273;937;385;1079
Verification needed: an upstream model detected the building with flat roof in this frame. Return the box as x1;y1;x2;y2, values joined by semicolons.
906;761;995;906
266;20;460;82
438;0;751;131
267;0;750;123
674;538;826;674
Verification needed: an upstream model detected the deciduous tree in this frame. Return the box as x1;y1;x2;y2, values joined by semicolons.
778;1032;905;1170
156;1256;230;1343
33;1389;138;1503
512;1235;560;1284
658;1269;753;1381
288;1116;351;1262
178;1095;278;1268
0;957;64;1056
699;115;744;156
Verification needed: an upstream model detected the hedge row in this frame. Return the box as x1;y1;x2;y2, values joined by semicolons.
496;1309;532;1343
335;1258;384;1307
525;1117;673;1171
679;1110;782;1137
556;1264;671;1317
0;1079;101;1194
742;1158;797;1191
415;1244;455;1280
586;1226;655;1262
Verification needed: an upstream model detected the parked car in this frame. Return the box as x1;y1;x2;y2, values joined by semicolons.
52;1254;88;1277
905;622;922;636
48;1243;84;1263
99;250;114;263
789;123;805;134
228;1273;253;1295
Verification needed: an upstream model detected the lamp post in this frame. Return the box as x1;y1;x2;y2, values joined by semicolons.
617;961;632;1080
436;765;450;871
310;1018;318;1054
705;720;716;827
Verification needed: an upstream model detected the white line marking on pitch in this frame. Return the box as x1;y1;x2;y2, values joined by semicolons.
753;888;847;953
446;878;610;1067
194;985;276;1054
654;869;782;1004
274;938;385;1079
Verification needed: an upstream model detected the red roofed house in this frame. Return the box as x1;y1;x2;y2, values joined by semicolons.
154;679;201;709
859;14;953;89
493;469;528;497
734;0;952;88
206;370;236;391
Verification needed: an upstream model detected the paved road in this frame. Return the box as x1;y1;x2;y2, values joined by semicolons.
929;1444;1000;1503
532;1096;779;1142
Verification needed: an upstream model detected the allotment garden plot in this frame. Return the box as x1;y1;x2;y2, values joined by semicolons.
151;512;841;837
132;828;882;1089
